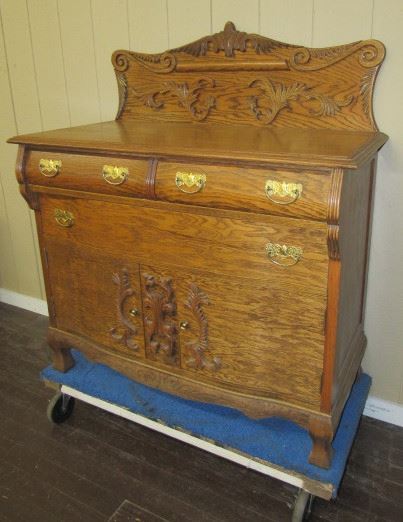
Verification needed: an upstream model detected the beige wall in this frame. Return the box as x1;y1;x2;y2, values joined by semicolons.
0;0;402;404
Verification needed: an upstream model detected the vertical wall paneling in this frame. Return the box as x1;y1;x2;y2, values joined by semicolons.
363;0;403;403
128;0;168;53
0;10;17;291
0;0;44;298
260;1;314;46
167;0;211;48
212;0;259;33
57;0;101;126
91;0;130;122
312;0;373;46
27;0;70;130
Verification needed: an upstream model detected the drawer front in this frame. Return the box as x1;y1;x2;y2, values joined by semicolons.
155;162;331;220
40;195;329;289
25;150;149;197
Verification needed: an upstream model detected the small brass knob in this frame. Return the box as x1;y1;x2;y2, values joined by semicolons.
180;320;190;331
129;308;139;317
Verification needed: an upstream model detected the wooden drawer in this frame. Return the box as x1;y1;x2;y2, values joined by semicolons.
40;195;329;289
155;161;331;220
25;150;149;198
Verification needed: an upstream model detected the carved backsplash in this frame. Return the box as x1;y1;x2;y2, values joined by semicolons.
112;21;385;130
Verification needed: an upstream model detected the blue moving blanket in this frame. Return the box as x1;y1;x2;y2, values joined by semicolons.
42;350;371;497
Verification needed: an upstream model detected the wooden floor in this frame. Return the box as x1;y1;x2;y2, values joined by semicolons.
0;302;402;522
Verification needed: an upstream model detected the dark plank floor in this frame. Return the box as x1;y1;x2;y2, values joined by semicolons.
0;302;402;522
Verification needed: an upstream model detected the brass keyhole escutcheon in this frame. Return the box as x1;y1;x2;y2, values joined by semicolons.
180;320;190;330
54;209;74;228
129;308;139;317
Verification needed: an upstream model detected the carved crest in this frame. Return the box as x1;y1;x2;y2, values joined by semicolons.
170;21;291;57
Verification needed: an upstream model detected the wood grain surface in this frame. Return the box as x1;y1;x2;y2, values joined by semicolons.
112;22;386;132
39;195;329;286
156;161;331;220
8;120;388;169
25;150;149;198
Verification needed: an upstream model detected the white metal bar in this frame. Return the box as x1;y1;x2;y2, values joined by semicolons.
61;384;333;500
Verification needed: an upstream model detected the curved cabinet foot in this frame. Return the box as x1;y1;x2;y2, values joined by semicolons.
47;328;75;372
308;418;334;469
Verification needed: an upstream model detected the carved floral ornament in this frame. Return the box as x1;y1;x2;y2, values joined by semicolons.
129;76;355;123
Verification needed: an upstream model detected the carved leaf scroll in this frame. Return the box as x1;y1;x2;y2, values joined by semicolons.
184;284;221;372
132;78;216;121
142;273;179;366
249;79;355;124
109;268;141;351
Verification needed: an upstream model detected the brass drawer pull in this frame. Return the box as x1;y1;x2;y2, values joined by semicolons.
175;171;206;193
54;209;74;228
102;165;128;185
265;180;302;205
39;159;62;177
266;242;303;267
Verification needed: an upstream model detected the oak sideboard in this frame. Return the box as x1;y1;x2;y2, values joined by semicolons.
9;22;388;468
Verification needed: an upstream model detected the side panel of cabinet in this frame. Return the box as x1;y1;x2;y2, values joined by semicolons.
44;239;145;359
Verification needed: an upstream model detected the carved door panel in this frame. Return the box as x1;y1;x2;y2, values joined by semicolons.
45;240;145;358
139;265;180;367
174;269;325;411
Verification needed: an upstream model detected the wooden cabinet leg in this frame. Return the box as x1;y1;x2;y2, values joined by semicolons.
47;328;74;372
308;418;334;469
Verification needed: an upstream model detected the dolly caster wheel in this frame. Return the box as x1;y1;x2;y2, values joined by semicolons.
291;489;314;521
47;392;75;424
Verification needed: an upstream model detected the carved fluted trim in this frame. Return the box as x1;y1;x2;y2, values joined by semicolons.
15;145;39;210
327;169;344;260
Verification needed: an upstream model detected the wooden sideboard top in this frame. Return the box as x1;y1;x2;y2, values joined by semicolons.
8;120;387;169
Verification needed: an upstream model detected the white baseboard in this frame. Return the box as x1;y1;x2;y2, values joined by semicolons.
363;396;403;427
0;287;48;316
1;288;403;429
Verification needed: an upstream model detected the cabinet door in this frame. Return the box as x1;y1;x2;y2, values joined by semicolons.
140;264;325;410
45;240;145;358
